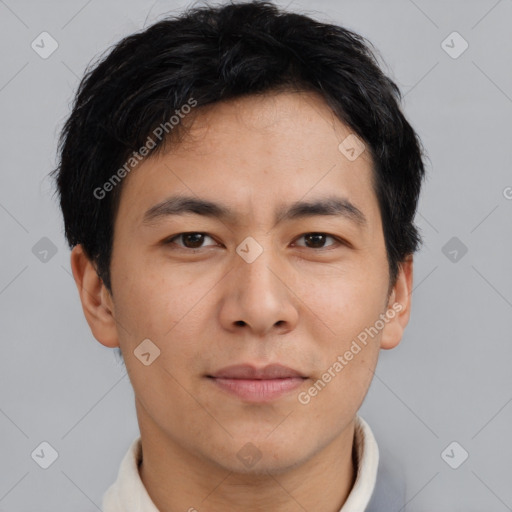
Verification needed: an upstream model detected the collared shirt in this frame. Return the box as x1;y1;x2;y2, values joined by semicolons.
102;415;401;511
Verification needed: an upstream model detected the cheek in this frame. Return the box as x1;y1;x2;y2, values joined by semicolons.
112;256;215;371
301;272;387;394
303;266;386;333
112;252;188;332
113;265;207;415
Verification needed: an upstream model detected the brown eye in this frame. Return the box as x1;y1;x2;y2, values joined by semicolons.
166;232;216;250
294;233;339;249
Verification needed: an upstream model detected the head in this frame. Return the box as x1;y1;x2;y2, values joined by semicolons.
52;0;425;475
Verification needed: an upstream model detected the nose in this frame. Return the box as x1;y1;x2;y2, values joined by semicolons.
218;240;299;338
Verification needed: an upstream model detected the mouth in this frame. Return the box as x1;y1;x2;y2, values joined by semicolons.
206;364;308;402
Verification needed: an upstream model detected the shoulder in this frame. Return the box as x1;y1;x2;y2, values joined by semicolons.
365;442;406;512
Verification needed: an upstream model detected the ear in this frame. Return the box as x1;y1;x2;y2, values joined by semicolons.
70;244;119;348
380;255;413;350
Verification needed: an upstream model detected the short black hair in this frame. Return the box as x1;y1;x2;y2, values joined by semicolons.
51;0;427;295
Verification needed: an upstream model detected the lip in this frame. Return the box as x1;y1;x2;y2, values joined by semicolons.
210;364;305;379
207;364;307;402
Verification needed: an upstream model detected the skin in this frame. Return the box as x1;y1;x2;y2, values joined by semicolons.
71;90;413;512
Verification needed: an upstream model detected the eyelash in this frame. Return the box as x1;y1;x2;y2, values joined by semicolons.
163;232;346;252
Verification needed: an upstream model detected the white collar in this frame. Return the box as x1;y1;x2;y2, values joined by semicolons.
102;414;379;511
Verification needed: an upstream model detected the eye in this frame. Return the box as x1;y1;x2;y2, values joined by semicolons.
293;233;342;249
163;232;345;252
164;232;218;250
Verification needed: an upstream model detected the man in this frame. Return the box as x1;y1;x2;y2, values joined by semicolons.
51;1;426;510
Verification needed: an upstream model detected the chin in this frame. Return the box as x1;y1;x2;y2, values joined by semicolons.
222;451;309;477
206;434;317;476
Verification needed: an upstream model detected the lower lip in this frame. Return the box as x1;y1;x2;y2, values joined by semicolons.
209;377;306;402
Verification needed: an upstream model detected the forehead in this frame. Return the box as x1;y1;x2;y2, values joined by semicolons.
167;90;363;156
115;90;380;234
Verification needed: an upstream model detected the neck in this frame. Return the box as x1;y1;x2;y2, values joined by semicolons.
137;412;358;512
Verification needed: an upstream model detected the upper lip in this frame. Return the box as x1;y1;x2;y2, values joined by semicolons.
209;364;306;379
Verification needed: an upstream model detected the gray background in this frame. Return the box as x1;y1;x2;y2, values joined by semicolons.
1;0;511;510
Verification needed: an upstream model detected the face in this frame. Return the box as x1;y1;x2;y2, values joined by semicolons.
73;90;412;475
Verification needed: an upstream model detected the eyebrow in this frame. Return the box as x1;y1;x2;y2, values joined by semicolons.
142;194;367;228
